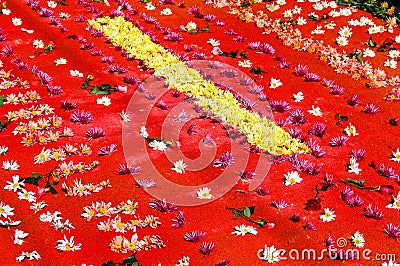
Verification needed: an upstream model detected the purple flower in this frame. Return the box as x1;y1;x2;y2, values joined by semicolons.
274;118;286;127
202;133;215;145
80;42;94;50
287;109;307;125
118;164;141;175
303;221;317;231
123;76;140;85
110;9;124;18
136;178;155;189
1;45;13;57
86;127;105;140
91;49;103;56
325;234;335;248
37;71;52;84
347;94;361;106
364;204;383;220
364;103;379;114
384;223;400;240
307;139;326;158
39;8;53;17
215;20;224;27
109;64;128;74
186;124;197;135
75;14;86;22
258;92;269;101
271;199;289;210
215;260;230;266
192;52;207;60
272;155;285;164
98;144;117;156
70;110;93;124
389;117;399;126
47;85;63;96
239;170;256;179
156;99;170;110
289;128;305;141
329;85;345;95
17;62;31;70
172;211;185;228
350;149;367;162
322;174;337;189
329;136;349;147
119;1;134;11
305;72;320;82
290;212;301;222
322;78;335;88
239;77;253;87
188;5;203;18
294;64;309;76
60;100;77;110
184;231;205;242
159;0;175;4
248;41;261;50
204;14;216;22
280;61;292;68
49;17;62;26
149;198;178;212
199;242;214;256
144;16;157;24
341;187;354;201
256;187;269;196
233;35;247;42
101;56;114;64
269;100;291;113
213;152;234;168
225;28;237;35
378;164;399;179
261;43;275;54
346;195;364;207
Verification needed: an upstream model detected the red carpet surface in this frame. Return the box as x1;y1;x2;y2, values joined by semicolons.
0;0;400;265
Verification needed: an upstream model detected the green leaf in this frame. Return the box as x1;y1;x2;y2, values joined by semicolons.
32;172;43;178
243;207;251;218
1;2;6;9
0;95;5;106
123;254;140;266
248;206;255;214
340;116;349;121
48;186;58;194
233;211;239;219
101;261;116;266
0;121;6;132
240;50;248;58
23;177;39;186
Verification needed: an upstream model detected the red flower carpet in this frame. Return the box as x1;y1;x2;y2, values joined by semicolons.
0;0;400;265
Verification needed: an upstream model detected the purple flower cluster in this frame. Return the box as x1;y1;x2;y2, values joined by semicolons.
213;152;234;168
149;198;178;212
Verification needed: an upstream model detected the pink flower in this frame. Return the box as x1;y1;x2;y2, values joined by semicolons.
211;46;222;55
36;187;46;198
117;85;128;93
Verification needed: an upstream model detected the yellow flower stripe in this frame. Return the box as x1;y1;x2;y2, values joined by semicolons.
88;16;308;155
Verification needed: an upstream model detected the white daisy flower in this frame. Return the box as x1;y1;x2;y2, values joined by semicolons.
351;231;365;248
336;36;348;46
387;192;400;210
70;70;83;77
54;58;67;66
145;2;156;10
0;202;14;218
207;38;220;47
284;171;302;186
276;0;286;5
56;235;82;252
33;39;44;49
348;158;362;175
395;35;400;43
12;18;22;26
348;19;360;26
185;21;197;31
391;148;400;163
308;105;322;117
266;3;280;12
30;201;47;213
1;9;11;15
197;187;213;199
363;48;375;57
292;5;302;14
388;50;400;59
2;160;19;171
14;229;29;245
381;260;400;266
238;60;252;68
4;175;24;192
16;250;41;262
148;140;167;151
260;245;280;263
0;146;8;155
384;59;397;69
59;12;71;19
160;8;172;15
269;78;282;89
283;9;292;18
17;189;36;202
119;110;130;122
96;96;111;106
311;25;325;34
338;26;352;37
325;21;336;29
296;17;307;25
293;91;304;102
171;159;187;174
47;0;57;8
320;208;336;222
139;126;148;138
232;224;258;236
344;123;358;136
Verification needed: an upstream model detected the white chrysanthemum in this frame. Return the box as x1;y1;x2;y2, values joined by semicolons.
293;92;304;102
391;148;400;163
284;171;302;186
344;123;358;136
351;231;365;248
33;39;44;49
207;38;220;47
387;192;400;210
160;8;172;15
269;78;282;89
384;59;397;69
238;60;252;68
56;235;82;252
363;48;376;57
139;126;148;138
54;58;67;66
320;208;336;222
197;187;213;199
232;224;258;236
338;26;352;37
296;17;307;25
12;18;22;26
185;21;197;31
171;159;187;174
70;70;83;77
388;50;400;59
336;36;348;46
148;140;167;151
96;96;111;106
260;245;280;263
308;105;322;117
4;175;24;192
348;157;362;175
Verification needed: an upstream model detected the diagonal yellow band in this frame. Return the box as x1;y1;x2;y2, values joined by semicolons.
88;16;308;155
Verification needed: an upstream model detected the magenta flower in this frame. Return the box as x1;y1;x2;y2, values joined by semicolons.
248;41;261;50
269;100;291;113
322;174;338;189
86;127;105;140
389;117;399;126
294;64;309;76
256;187;270;196
37;71;52;84
364;103;379;114
149;198;178;212
156;99;170;110
329;85;345;95
1;45;13;57
271;199;289;210
80;42;94;50
287;109;307;125
172;211;185;228
98;144;117;156
325;234;335;248
101;56;114;64
378;164;399;179
329;136;349;146
199;242;215;256
290;212;301;222
184;231;206;242
260;43;275;54
384;223;400;240
91;49;103;56
364;204;384;220
136;178;155;189
109;64;128;74
118;164;141;175
347;94;361;106
303;221;317;231
350;149;367;162
60;101;77;110
70;110;93;124
305;72;320;82
213;152;234;168
307;139;326;158
47;85;63;96
204;14;216;22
